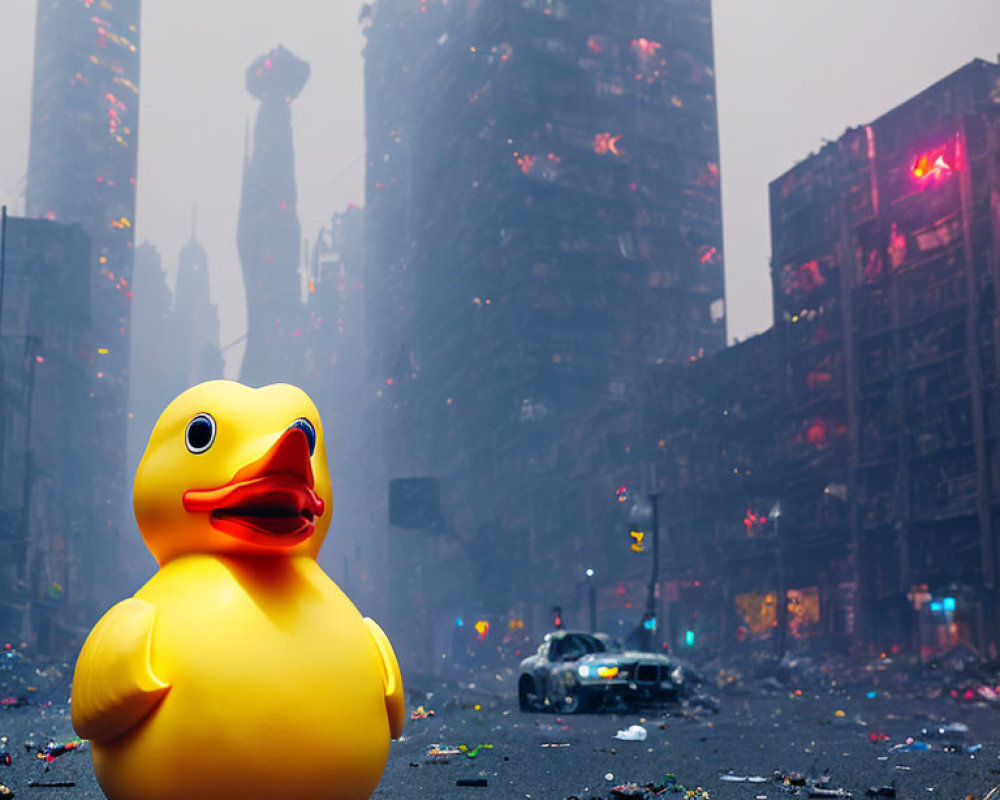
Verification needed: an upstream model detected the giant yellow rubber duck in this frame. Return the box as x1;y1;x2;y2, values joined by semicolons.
71;380;404;800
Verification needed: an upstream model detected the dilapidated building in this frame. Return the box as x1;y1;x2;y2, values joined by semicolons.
654;59;1000;658
0;216;96;652
363;0;726;660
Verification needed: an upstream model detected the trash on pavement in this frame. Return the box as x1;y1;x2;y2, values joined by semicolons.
721;775;767;783
614;724;648;741
458;743;493;758
889;739;930;753
809;787;851;798
35;739;84;763
428;744;461;757
410;705;436;720
456;778;488;787
0;783;11;799
774;771;807;787
866;786;896;798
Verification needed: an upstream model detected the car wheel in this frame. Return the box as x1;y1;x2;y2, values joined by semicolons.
518;675;541;712
549;677;592;714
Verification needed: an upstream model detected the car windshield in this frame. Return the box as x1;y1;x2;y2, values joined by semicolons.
551;633;606;661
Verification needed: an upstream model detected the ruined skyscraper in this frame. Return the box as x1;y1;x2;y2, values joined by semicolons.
24;0;141;626
364;0;726;652
238;45;309;386
174;233;224;386
647;59;1000;658
0;216;93;650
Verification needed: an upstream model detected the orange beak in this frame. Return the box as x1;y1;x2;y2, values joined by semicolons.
182;428;325;548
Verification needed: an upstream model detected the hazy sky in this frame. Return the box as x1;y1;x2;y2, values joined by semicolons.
2;1;1000;373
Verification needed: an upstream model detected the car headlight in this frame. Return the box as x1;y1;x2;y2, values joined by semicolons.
578;664;592;678
597;665;619;679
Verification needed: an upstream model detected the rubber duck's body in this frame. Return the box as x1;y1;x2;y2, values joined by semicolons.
71;381;403;800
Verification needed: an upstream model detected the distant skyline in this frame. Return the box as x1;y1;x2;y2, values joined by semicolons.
2;1;1000;373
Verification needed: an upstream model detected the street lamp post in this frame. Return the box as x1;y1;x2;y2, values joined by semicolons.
585;568;596;632
644;494;661;651
770;501;787;659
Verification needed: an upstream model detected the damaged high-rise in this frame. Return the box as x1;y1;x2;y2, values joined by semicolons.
0;216;94;651
22;0;142;637
651;59;1000;658
363;0;726;657
238;45;309;387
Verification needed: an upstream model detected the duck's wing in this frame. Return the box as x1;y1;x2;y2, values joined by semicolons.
71;597;171;743
363;617;405;739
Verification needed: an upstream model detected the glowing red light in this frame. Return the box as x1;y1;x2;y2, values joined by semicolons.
630;37;662;58
910;140;958;184
593;132;623;156
806;421;827;445
516;154;536;174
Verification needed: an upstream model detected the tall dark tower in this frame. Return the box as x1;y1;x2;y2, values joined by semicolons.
25;0;141;613
175;234;224;385
238;45;309;386
364;0;726;651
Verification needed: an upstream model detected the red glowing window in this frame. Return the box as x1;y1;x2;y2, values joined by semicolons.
593;132;622;155
630;38;662;58
910;139;960;184
743;509;767;536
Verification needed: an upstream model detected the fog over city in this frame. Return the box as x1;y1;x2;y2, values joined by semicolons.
3;4;1000;797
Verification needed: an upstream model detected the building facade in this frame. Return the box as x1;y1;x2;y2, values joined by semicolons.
174;234;223;387
24;0;142;631
363;0;726;661
238;45;310;387
0;216;94;651
652;59;1000;658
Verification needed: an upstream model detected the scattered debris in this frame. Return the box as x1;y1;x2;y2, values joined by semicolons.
410;705;436;720
458;743;493;758
456;778;488;787
809;788;851;799
774;771;807;787
427;744;461;757
35;739;84;763
614;724;648;741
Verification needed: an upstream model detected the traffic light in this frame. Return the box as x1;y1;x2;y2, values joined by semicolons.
630;529;645;552
684;629;695;647
642;614;657;632
553;606;563;629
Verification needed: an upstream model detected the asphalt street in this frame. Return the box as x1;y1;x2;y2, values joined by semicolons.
2;670;999;799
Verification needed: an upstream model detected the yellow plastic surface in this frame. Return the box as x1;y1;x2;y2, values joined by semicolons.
364;617;406;740
71;381;404;800
71;598;170;742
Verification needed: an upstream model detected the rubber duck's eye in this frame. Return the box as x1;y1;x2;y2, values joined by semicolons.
185;413;216;454
289;418;316;455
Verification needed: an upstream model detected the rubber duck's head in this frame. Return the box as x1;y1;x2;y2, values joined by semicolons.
134;380;333;565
